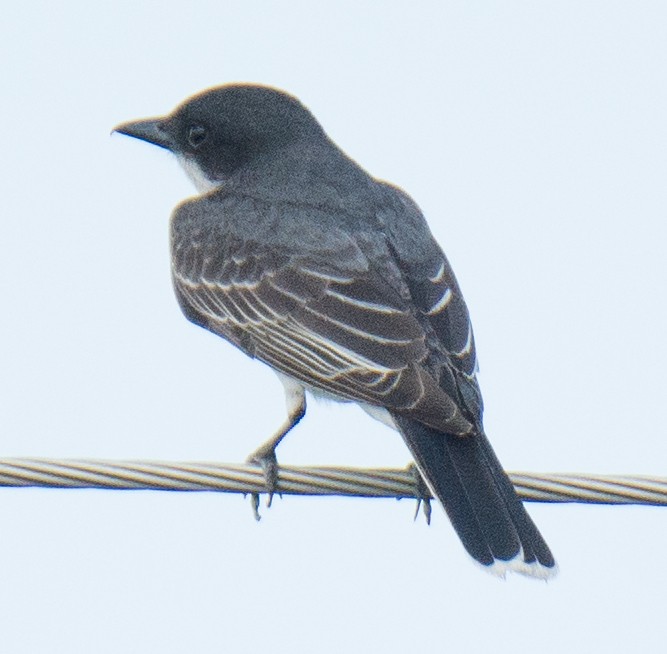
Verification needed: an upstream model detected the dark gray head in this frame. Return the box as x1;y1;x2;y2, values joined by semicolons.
114;84;326;190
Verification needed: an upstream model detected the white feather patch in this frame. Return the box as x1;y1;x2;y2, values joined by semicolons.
426;288;453;315
177;155;221;194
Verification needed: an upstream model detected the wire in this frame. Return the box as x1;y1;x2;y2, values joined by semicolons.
0;458;665;506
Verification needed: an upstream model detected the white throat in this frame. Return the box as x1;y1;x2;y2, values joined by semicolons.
177;155;223;194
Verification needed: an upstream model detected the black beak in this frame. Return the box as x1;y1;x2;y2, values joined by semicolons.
112;117;175;151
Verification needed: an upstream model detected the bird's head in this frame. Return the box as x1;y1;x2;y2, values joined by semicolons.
113;84;325;192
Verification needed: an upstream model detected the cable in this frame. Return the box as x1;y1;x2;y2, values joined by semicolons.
0;458;664;506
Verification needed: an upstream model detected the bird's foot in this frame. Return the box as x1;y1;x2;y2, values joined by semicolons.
407;463;432;525
247;445;281;520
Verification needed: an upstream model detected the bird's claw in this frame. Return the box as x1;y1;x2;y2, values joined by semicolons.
407;463;432;525
413;497;432;525
250;491;261;522
247;446;281;519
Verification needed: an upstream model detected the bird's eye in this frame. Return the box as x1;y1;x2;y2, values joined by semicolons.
187;125;207;148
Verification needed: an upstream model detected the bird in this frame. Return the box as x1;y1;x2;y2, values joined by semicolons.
114;83;556;578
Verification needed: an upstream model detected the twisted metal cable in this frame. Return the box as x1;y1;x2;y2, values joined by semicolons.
0;458;665;506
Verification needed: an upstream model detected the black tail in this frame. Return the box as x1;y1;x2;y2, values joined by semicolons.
392;414;556;577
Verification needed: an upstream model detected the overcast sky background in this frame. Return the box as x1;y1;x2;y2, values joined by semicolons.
2;2;666;652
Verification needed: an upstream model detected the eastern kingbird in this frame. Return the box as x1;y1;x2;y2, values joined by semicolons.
114;84;556;578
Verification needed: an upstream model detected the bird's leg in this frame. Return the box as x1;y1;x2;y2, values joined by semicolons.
247;379;306;518
408;463;432;525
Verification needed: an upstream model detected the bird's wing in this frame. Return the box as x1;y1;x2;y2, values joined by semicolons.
171;194;473;435
378;183;484;425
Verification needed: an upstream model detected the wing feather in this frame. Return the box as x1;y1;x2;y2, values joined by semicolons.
170;195;474;435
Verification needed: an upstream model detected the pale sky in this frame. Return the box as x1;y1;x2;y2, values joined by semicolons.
2;2;666;652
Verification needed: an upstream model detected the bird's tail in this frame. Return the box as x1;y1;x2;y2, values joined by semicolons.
392;415;557;578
